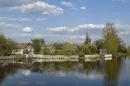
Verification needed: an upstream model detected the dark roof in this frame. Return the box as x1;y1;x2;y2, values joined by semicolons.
15;43;33;49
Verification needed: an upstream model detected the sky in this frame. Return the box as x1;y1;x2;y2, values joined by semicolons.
0;0;130;45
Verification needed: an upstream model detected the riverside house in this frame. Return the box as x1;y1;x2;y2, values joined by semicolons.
12;43;34;55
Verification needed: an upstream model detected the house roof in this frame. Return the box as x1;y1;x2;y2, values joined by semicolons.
15;43;33;49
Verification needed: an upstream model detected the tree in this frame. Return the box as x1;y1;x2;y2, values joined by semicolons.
5;38;15;54
84;32;91;44
82;44;97;54
104;23;120;54
94;39;105;53
53;43;63;54
118;40;127;53
31;38;45;53
59;44;78;55
41;44;56;55
0;34;15;55
0;34;6;55
127;46;130;55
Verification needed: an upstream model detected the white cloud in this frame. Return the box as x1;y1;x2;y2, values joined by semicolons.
116;24;130;30
80;6;86;10
70;35;85;40
0;22;18;29
119;31;129;35
77;24;104;29
19;18;32;21
11;1;63;16
0;0;32;7
70;35;102;41
115;24;130;36
48;23;130;34
36;18;47;21
48;24;105;33
48;26;77;32
22;26;33;33
61;1;74;8
0;16;32;21
0;16;16;21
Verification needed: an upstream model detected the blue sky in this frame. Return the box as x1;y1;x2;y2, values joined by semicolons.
0;0;130;45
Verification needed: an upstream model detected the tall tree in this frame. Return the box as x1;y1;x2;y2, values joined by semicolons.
31;38;45;53
0;34;15;55
0;34;6;55
84;32;91;44
5;38;15;54
104;23;120;54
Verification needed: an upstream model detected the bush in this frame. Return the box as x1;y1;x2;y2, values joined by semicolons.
41;44;56;55
82;44;97;54
59;44;78;55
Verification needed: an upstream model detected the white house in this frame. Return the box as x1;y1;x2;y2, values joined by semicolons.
12;43;34;55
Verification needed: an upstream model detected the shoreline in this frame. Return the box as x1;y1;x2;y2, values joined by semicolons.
0;54;113;62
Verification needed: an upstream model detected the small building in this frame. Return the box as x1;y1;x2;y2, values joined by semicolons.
12;43;34;55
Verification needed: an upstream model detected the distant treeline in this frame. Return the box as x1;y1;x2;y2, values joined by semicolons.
31;23;130;56
0;23;130;56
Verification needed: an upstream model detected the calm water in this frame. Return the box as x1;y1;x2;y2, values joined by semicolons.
0;57;130;86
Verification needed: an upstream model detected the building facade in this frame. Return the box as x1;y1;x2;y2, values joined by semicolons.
12;43;34;55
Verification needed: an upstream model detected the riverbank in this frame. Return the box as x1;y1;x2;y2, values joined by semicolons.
0;54;113;62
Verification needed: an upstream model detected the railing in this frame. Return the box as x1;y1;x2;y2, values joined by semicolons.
0;54;112;62
28;54;79;59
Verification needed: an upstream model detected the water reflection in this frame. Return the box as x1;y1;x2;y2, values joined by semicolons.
103;58;123;86
0;57;129;86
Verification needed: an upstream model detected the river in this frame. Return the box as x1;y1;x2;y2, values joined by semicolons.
0;56;129;86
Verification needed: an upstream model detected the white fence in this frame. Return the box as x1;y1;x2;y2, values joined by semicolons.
0;54;112;62
33;59;79;62
28;54;79;59
85;55;100;59
26;54;79;62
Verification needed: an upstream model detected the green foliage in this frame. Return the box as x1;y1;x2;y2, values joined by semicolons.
41;44;56;55
104;23;120;54
0;34;14;55
82;44;97;54
59;44;78;55
31;38;45;53
127;47;130;56
5;39;15;54
94;39;105;53
118;40;127;53
84;32;91;44
53;43;63;54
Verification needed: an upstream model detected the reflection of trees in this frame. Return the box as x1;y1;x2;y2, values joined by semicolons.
31;62;56;72
103;58;123;86
82;61;102;73
82;58;123;86
0;62;31;85
0;63;19;84
31;62;78;73
0;58;124;86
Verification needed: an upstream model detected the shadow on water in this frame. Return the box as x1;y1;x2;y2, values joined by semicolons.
0;56;128;86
